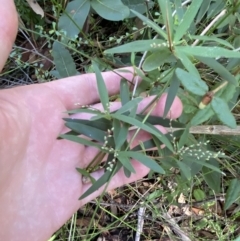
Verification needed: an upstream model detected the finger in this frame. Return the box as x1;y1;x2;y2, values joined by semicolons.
0;0;18;71
80;160;149;205
68;94;182;121
44;67;138;110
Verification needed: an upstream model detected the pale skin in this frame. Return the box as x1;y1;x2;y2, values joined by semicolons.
0;1;183;240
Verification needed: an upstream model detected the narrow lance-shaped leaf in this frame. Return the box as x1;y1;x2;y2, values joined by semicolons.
224;178;240;210
175;47;201;78
104;39;166;54
158;0;173;43
59;134;101;149
113;119;129;150
174;0;203;42
111;113;173;152
58;0;90;38
76;168;96;184
79;170;112;200
202;158;221;193
211;97;237;129
163;73;180;118
79;155;122;200
190;35;234;49
196;56;237;86
91;0;130;21
122;0;154;18
178;46;240;59
117;155;136;174
177;160;192;180
175;68;209;96
65;122;107;142
51;41;78;78
120;151;165;174
142;48;173;71
120;78;130;105
92;61;110;112
130;9;168;40
63;117;112;131
116;97;142;115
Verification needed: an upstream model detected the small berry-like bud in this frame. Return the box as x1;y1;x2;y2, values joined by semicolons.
199;91;214;109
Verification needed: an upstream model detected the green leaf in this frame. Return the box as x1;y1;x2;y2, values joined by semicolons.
193;189;206;201
174;0;184;22
111;113;173;152
92;61;109;112
65;122;106;142
130;9;167;40
113;119;129;150
163;74;180;118
175;68;209;96
178;124;190;148
202;158;221;193
79;155;122;199
177;160;192;180
158;0;173;41
190;35;234;49
211;97;237;129
59;134;101;148
51;41;78;78
224;179;240;210
174;0;203;42
196;0;210;24
182;155;204;176
64;117;112;131
79;170;112;200
67;108;103;115
58;0;90;38
131;139;156;151
104;39;166;54
137;114;184;128
175;48;201;78
191;105;214;126
120;78;130;106
178;46;240;59
142;48;173;71
76;168;96;184
118;155;136;173
120;151;165;174
196;56;237;86
116;97;142;115
91;0;130;21
122;0;154;18
190;158;224;175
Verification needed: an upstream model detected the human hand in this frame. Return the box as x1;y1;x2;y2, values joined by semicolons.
0;1;183;241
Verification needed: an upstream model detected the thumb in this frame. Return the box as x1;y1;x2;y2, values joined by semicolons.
0;0;18;72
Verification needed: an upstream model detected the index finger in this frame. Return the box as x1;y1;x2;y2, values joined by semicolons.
44;67;138;110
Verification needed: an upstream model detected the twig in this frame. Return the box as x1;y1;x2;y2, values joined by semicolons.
162;212;192;241
135;206;146;241
128;125;240;135
165;125;240;135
